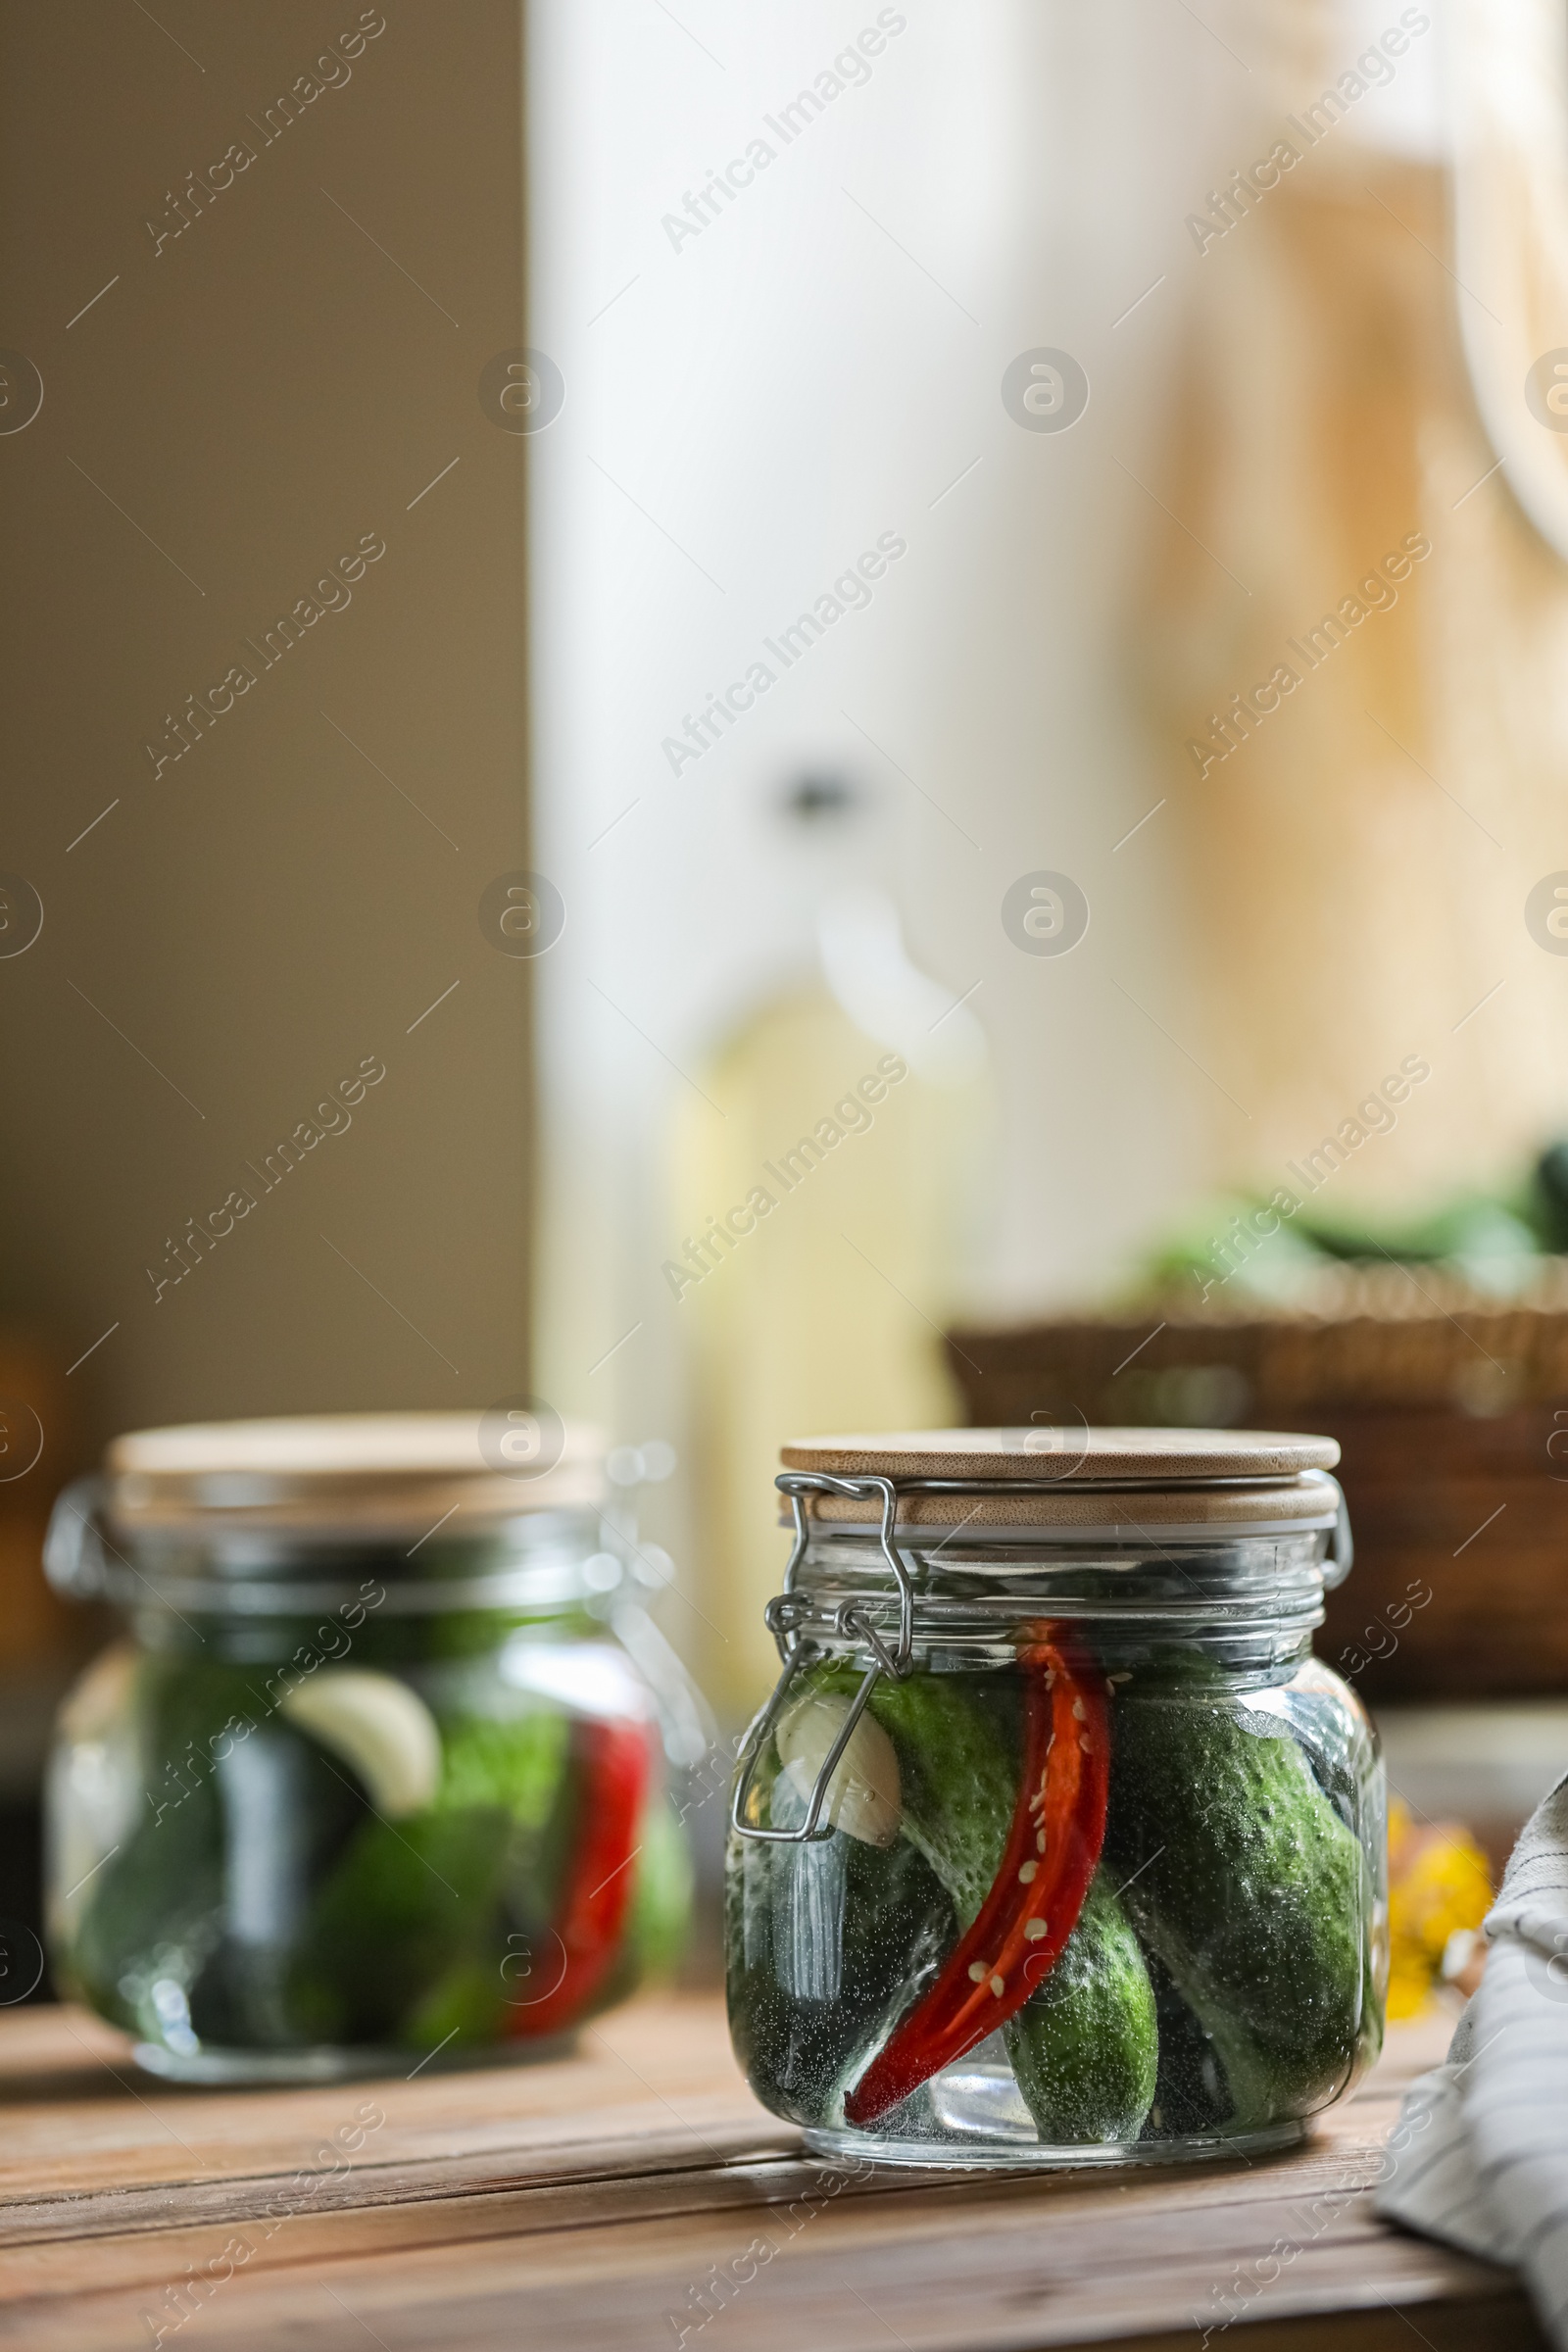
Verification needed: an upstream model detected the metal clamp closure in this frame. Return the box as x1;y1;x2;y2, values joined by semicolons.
1305;1470;1354;1588
730;1472;915;1845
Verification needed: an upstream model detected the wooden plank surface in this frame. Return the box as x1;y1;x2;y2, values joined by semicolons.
0;1996;1544;2351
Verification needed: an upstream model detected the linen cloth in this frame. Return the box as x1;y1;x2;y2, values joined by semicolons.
1378;1774;1568;2342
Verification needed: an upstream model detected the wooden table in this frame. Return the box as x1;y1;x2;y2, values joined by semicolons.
0;1998;1544;2350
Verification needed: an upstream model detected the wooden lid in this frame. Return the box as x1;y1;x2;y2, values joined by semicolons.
105;1411;605;1535
779;1426;1341;1533
780;1427;1340;1480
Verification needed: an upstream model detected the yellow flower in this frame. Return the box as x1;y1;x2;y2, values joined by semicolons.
1386;1798;1492;2019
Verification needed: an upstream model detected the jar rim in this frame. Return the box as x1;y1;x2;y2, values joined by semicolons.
782;1479;1341;1537
43;1476;617;1616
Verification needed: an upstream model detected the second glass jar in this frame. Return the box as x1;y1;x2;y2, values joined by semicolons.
44;1413;699;2080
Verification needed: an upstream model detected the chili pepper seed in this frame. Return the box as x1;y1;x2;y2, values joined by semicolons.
989;1974;1005;1996
1017;1859;1038;1884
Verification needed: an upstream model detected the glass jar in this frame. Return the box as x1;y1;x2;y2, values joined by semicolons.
44;1413;704;2082
726;1428;1385;2168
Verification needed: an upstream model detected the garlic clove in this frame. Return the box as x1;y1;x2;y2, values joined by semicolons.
280;1668;442;1819
775;1690;902;1846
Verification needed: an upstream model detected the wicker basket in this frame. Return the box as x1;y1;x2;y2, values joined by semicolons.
945;1261;1568;1700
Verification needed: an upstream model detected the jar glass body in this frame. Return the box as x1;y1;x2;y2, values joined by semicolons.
726;1525;1385;2167
47;1508;694;2080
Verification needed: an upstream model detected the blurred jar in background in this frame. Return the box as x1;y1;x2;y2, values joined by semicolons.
43;1414;697;2081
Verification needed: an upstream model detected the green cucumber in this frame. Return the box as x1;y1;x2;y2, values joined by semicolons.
1004;1872;1156;2144
724;1709;954;2127
290;1804;516;2044
1104;1681;1366;2128
866;1669;1015;1925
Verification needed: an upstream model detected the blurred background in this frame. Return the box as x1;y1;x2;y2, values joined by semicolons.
7;0;1568;2006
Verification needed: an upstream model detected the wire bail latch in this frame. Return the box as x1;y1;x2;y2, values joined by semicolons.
730;1471;915;1845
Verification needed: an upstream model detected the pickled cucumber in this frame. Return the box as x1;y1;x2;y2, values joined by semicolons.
1004;1873;1157;2143
1105;1685;1366;2127
866;1668;1016;1924
724;1751;954;2127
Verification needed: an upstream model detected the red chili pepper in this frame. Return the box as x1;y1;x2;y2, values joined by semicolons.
506;1716;652;2038
843;1627;1108;2127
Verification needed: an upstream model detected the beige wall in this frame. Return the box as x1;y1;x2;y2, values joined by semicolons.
0;1;530;1472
